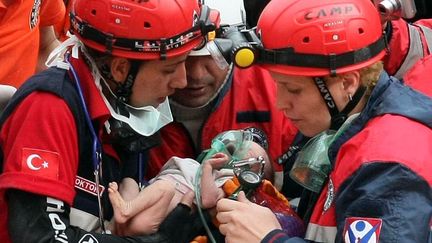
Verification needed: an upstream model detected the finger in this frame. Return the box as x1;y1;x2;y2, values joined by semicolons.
218;223;228;236
216;211;227;223
216;198;235;212
236;191;251;204
211;152;226;158
180;190;195;208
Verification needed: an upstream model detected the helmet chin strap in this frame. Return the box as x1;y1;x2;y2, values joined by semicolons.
115;61;141;104
313;77;366;130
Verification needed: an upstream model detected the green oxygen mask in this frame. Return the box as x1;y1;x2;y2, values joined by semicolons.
194;129;258;243
289;130;335;193
289;113;360;193
196;129;254;166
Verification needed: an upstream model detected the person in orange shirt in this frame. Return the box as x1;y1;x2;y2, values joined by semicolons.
0;0;65;87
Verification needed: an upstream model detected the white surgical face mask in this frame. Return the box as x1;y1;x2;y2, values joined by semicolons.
106;97;173;136
46;35;173;136
93;61;173;137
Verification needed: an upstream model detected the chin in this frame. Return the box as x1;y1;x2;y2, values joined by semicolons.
177;99;207;108
298;127;323;138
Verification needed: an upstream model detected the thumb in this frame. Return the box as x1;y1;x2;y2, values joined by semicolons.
236;191;252;204
180;190;195;208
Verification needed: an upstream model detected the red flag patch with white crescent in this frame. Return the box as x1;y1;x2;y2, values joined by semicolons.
21;148;59;179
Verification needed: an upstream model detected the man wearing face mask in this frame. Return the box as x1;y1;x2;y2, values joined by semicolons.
0;0;220;242
145;0;298;194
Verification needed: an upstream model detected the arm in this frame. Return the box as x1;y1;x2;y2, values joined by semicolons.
7;189;205;243
7;189;167;243
37;26;60;72
334;162;432;242
37;0;65;72
383;18;432;78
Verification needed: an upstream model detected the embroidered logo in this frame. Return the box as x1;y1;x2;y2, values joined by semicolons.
78;234;99;243
75;176;105;196
323;178;334;212
21;148;59;179
29;0;42;29
343;217;382;243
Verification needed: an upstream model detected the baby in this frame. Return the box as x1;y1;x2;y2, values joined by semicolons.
108;141;272;236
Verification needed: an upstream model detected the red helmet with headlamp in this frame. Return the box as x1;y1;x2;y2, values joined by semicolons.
256;0;386;76
70;0;220;60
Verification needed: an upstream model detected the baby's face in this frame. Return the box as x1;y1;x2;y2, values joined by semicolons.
241;142;267;172
244;142;266;159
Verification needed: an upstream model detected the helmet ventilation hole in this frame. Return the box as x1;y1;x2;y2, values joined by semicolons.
91;9;97;15
358;28;364;34
303;36;310;43
144;21;151;28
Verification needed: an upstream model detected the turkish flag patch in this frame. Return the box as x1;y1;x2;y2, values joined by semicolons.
343;217;382;243
21;148;60;179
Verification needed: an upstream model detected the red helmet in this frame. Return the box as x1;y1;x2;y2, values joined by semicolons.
70;0;220;60
256;0;386;76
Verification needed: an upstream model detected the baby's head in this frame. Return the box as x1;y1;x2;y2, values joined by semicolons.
212;128;274;182
242;141;274;182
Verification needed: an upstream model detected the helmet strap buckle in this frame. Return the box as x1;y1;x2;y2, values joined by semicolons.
105;34;115;55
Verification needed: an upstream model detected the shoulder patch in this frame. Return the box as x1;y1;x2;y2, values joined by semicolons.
21;148;59;179
343;217;382;243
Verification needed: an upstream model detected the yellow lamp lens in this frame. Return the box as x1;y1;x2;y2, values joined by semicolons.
234;48;255;68
207;31;216;41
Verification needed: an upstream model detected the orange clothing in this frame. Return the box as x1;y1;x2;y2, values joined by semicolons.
0;0;65;87
54;0;72;41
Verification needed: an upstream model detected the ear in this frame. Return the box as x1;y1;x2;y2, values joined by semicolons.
110;57;131;83
341;71;361;98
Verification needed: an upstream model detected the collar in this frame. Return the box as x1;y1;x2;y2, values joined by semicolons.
68;53;110;123
170;98;214;121
367;71;432;128
328;71;432;162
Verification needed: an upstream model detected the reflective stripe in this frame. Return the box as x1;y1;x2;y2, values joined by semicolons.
394;24;424;79
418;25;432;54
305;223;337;243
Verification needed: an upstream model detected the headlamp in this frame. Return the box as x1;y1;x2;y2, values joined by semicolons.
207;26;260;69
375;0;416;19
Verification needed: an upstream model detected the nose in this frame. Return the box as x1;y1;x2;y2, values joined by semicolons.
185;57;206;82
169;62;187;89
276;85;292;111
